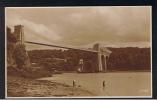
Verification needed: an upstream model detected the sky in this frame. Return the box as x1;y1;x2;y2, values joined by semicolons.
6;6;151;50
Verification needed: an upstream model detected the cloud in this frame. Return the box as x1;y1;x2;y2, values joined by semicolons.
6;12;61;43
6;7;151;49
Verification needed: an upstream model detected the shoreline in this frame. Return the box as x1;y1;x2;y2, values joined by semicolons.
7;76;94;97
58;70;151;74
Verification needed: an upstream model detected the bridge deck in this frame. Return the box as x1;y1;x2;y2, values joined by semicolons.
25;41;98;53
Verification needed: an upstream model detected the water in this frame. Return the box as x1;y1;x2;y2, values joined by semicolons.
39;72;151;96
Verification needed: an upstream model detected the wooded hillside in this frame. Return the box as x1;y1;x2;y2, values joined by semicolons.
28;47;151;71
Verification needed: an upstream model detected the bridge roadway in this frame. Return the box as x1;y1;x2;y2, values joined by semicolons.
25;41;99;53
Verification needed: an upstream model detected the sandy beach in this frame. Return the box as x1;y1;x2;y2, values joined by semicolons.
7;76;94;97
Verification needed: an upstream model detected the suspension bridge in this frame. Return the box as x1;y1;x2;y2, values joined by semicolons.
13;25;112;72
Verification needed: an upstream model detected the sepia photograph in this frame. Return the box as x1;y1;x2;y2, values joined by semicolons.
5;6;152;98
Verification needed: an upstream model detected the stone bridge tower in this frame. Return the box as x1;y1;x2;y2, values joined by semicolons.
93;43;112;72
13;25;31;68
14;25;25;45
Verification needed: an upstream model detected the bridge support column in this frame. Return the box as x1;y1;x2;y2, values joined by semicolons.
104;55;107;72
98;53;103;72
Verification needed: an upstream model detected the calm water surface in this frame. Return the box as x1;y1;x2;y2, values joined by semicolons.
39;72;151;96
